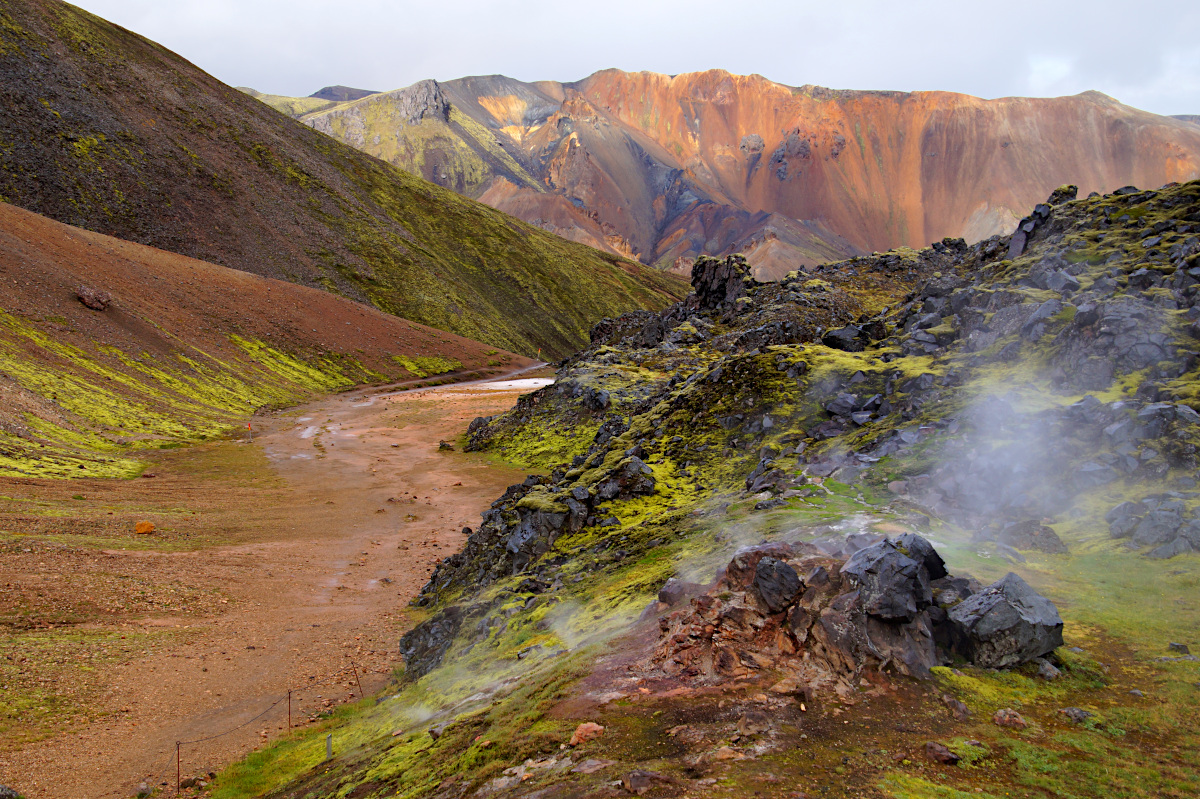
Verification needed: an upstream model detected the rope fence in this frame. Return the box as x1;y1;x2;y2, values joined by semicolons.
140;661;378;794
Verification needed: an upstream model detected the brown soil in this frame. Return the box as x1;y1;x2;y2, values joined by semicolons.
0;373;551;798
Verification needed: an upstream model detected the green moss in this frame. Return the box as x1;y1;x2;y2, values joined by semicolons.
881;774;1004;799
0;308;398;478
392;354;462;379
514;488;569;514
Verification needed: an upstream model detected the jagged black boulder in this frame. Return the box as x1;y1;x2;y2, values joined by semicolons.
895;533;949;579
691;254;753;311
947;572;1063;668
840;538;933;622
753;557;802;613
822;325;868;352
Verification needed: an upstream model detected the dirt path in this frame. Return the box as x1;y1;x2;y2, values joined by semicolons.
0;374;551;799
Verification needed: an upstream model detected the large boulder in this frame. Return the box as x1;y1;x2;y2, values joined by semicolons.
722;542;797;588
822;325;868;352
753;557;802;613
948;573;1063;668
894;533;948;579
840;538;933;622
76;284;112;310
691;254;753;311
995;520;1069;554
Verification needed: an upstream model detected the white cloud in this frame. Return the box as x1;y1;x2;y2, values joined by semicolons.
71;0;1200;116
1027;55;1075;96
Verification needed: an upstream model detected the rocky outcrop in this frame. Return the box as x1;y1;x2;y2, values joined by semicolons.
410;181;1200;691
398;605;464;679
947;573;1064;668
646;536;1062;693
690;254;756;311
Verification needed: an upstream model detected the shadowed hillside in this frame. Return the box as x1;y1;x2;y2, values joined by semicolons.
0;1;685;359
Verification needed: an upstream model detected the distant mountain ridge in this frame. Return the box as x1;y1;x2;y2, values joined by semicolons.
309;85;379;102
0;0;684;358
288;70;1200;279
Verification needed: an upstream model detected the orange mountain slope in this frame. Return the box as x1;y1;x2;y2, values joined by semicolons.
299;69;1200;279
0;201;531;478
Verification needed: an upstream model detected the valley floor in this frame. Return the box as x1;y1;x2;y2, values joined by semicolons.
0;372;551;799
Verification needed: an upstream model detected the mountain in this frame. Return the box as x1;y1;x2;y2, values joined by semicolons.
300;69;1200;279
1175;114;1200;126
236;86;342;117
309;85;378;103
0;201;530;478
0;1;685;359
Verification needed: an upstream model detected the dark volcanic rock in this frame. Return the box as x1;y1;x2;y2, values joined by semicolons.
995;520;1069;554
753;557;802;613
948;573;1064;668
723;542;797;588
690;254;754;311
398;605;464;679
651;536;1064;694
895;532;949;579
840;539;932;621
823;324;868;352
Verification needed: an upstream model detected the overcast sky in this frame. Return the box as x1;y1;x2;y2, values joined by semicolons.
74;0;1200;116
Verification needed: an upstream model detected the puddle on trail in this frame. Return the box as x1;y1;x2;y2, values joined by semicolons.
466;378;554;392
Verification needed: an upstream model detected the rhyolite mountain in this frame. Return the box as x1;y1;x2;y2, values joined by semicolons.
0;0;684;359
286;69;1200;279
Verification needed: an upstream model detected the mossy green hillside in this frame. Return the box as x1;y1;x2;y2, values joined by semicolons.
303;91;542;198
237;87;341;118
0;308;392;478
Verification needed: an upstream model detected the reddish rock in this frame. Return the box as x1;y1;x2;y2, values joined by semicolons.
941;693;970;721
568;721;605;746
622;769;672;795
76;285;112;310
993;708;1028;729
924;741;961;765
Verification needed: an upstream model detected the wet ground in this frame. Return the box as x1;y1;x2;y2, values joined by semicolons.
0;373;551;798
